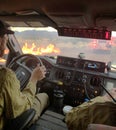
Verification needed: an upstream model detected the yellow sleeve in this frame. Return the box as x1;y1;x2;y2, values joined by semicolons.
0;67;36;118
0;93;4;130
65;97;115;130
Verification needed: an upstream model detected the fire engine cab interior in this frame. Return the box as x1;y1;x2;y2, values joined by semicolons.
0;0;116;130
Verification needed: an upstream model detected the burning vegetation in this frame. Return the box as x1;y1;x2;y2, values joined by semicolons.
22;43;60;55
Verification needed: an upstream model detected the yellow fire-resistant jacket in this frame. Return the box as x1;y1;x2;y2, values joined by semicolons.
0;67;36;130
65;96;116;130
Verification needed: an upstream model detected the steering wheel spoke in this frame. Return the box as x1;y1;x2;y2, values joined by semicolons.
8;54;44;90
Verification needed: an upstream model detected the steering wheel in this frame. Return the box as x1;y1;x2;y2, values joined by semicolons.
8;54;44;90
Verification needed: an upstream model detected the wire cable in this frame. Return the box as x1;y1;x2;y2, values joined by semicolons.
100;84;116;103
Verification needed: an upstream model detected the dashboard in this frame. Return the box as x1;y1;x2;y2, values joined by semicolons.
47;55;116;106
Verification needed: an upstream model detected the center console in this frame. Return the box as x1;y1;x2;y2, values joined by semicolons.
48;55;106;106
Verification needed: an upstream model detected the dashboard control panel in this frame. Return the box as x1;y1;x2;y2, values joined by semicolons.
57;55;106;73
48;55;106;106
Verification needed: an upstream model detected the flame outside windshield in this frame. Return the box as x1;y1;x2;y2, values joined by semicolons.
22;43;60;55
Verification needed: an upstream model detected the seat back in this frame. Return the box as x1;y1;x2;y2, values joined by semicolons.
4;109;36;130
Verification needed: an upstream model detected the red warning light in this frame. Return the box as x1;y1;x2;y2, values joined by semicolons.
105;32;111;39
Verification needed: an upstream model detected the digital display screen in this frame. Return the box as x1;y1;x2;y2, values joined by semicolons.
58;27;111;40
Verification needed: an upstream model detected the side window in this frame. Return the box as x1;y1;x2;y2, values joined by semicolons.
0;47;9;66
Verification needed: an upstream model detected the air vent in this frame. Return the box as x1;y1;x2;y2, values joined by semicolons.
55;70;65;79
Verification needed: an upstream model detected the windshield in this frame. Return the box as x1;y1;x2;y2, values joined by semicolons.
12;27;116;65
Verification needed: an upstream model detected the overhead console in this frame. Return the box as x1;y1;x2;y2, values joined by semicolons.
57;55;106;73
57;27;111;40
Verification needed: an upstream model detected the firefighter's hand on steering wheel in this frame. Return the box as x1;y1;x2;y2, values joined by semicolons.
30;64;46;83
